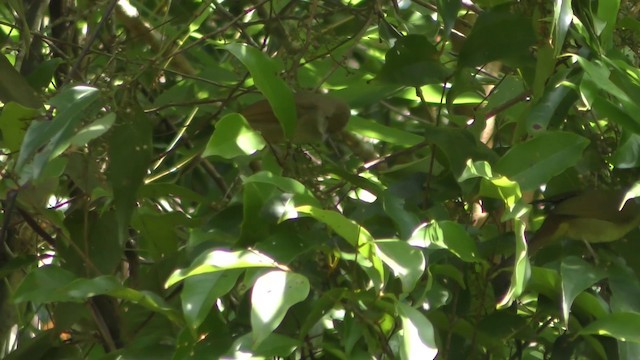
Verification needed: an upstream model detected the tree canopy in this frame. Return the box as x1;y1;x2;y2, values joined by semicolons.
2;0;640;359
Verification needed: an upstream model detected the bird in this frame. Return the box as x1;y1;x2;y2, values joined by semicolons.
241;92;350;144
528;188;640;255
491;188;640;299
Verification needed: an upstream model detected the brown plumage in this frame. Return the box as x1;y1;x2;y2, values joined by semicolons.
241;93;350;143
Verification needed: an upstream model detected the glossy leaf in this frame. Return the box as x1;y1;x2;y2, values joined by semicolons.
203;112;265;158
495;131;590;191
346;115;423;146
552;0;573;57
182;270;242;330
243;171;320;207
16;85;100;180
580;313;640;343
69;112;115;146
396;302;438;360
293;205;385;288
251;270;310;346
560;256;607;326
165;249;281;287
375;240;425;293
409;221;480;263
224;43;296;140
436;0;461;38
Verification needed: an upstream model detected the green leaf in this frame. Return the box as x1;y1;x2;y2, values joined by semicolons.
613;133;640;169
0;102;39;151
497;220;529;308
62;210;122;275
165;249;282;288
2;331;56;360
408;221;480;262
592;96;640;134
298;288;348;340
251;270;310;346
182;270;242;330
239;181;276;246
609;260;640;313
293;205;385;289
226;333;300;358
596;0;620;50
552;0;573;57
69;112;115;146
533;45;556;99
423;124;498;177
580;312;640;343
578;57;640;122
203;113;265;158
458;9;535;68
375;240;425;293
0;53;42;108
108;95;153;245
243;171;320;207
495;131;590;191
12;265;77;304
396;302;438;360
224;43;296;140
133;210;188;260
16;85;100;180
0;255;37;280
526;79;578;133
138;183;204;205
382;192;420;240
436;0;461;38
25;58;63;90
560;256;606;326
345;116;423;146
377;35;450;86
13;268;180;324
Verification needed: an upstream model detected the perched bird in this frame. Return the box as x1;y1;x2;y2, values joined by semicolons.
492;188;640;299
528;189;640;254
241;92;350;144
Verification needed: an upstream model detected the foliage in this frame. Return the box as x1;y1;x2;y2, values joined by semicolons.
1;0;640;359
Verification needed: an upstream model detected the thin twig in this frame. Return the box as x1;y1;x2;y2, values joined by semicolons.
69;0;119;80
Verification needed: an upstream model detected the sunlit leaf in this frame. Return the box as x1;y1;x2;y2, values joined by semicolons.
251;271;310;346
346;116;423;146
203;112;265;158
293;206;385;289
375;240;425;293
69;112;115;146
165;249;282;288
580;313;640;343
182;270;242;330
224;43;296;139
396;302;438;360
495;132;589;191
16;85;100;180
560;256;606;326
408;221;480;262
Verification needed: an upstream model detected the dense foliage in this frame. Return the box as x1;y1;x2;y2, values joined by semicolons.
2;0;640;359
